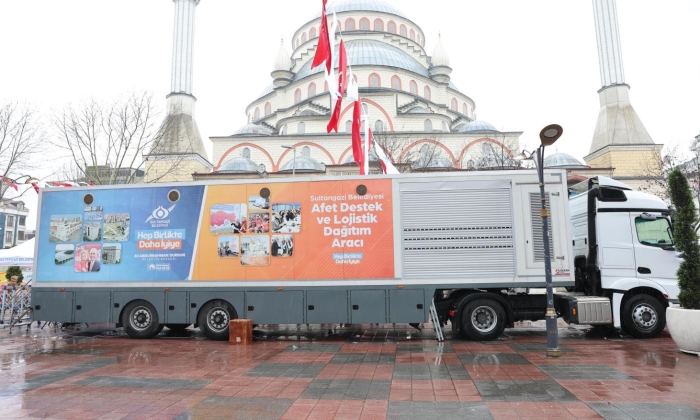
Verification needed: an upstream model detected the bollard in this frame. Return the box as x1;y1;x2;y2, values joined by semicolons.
229;319;253;345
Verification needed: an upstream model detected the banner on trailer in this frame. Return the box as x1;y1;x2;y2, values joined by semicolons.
36;179;395;282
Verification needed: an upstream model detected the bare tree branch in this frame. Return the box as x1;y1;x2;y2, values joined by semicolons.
0;102;43;198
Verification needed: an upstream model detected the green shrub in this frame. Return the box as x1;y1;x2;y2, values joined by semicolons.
669;168;700;309
5;266;24;285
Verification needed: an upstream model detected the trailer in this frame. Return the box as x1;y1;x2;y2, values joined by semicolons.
31;170;678;341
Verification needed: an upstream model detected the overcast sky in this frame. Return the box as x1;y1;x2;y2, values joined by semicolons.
1;0;699;224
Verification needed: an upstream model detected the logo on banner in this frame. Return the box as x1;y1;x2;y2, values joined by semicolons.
147;263;171;271
146;204;176;227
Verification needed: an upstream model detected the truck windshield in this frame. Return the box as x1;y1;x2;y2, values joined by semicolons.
635;217;674;248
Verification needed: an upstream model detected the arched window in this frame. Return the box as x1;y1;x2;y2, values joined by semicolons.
302;146;311;157
308;83;316;97
409;80;418;95
294;89;302;104
442;121;448;132
423;86;431;101
424;120;433;132
463;103;468;116
264;102;271;116
391;76;401;90
309;27;317;39
451;98;458;111
253;107;260;120
388;21;396;33
368;73;380;88
374;19;384;31
345;120;352;133
281;124;288;135
301;33;307;43
345;19;355;31
324;81;328;92
409;29;415;41
362;103;369;115
400;25;407;37
360;18;370;30
242;147;251;159
297;122;306;134
375;120;384;132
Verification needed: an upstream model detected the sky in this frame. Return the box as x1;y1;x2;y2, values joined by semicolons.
1;0;699;226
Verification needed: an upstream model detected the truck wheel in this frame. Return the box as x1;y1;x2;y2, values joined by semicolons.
461;298;506;341
121;300;161;339
198;300;237;341
622;295;665;338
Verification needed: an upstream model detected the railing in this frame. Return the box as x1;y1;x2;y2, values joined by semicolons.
0;279;33;331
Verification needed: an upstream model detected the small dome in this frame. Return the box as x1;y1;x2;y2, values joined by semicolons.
544;153;589;168
217;156;261;173
234;123;272;136
431;33;450;67
458;120;498;134
273;39;291;72
280;156;325;172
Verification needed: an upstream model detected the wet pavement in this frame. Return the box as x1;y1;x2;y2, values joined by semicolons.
0;321;699;419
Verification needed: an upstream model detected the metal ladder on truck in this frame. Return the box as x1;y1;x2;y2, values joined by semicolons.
430;299;444;342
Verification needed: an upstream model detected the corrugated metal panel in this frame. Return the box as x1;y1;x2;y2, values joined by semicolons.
401;186;514;279
530;192;554;262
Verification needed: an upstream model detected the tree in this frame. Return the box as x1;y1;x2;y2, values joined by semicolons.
0;102;42;197
641;142;688;202
668;168;700;309
370;129;449;173
461;134;522;170
51;91;185;185
5;266;24;285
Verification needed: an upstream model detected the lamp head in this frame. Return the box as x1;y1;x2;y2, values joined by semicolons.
539;124;563;146
281;145;295;150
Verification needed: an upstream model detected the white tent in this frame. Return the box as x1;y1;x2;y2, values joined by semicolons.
0;238;35;266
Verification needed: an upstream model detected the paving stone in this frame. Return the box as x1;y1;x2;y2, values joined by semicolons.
396;343;455;353
329;353;396;364
459;353;531;365
538;364;633;380
245;363;325;378
75;375;211;389
300;379;391;400
474;379;579;402
508;343;575;352
392;364;470;380
387;402;493;419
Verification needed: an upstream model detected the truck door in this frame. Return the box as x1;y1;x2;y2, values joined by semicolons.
630;213;679;295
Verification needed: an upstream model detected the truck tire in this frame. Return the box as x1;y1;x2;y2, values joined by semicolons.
460;298;506;341
121;300;161;339
198;300;237;341
622;295;665;339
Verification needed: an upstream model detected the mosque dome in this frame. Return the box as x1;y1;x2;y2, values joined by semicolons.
280;156;326;172
294;39;429;81
458;120;498;134
431;34;450;67
234;123;272;136
217;156;261;173
544;153;589;168
273;40;291;72
317;0;406;19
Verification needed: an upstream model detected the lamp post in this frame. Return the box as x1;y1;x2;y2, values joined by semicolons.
281;145;296;178
515;124;563;358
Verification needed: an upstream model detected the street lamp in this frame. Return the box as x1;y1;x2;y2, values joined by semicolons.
281;145;296;178
515;124;563;358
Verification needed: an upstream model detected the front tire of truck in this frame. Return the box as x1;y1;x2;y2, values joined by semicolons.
621;295;665;339
198;300;237;341
122;300;161;339
460;298;506;341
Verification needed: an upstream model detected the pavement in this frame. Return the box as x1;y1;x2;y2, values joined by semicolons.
0;321;699;420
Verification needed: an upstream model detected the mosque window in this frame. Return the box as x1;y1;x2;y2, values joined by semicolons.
297;122;306;134
345;19;355;31
345;120;352;133
424;120;433;132
374;19;384;31
360;18;370;31
423;86;431;101
264;103;271;116
301;33;307;43
369;73;381;88
388;21;396;34
442;121;448;132
282;124;288;135
409;29;415;41
400;25;407;37
294;89;302;104
254;107;260;120
302;146;311;158
242;147;251;159
391;76;401;90
409;80;418;95
309;27;316;39
362;103;369;115
308;83;316;97
462;103;468;115
451;98;458;111
375;120;384;132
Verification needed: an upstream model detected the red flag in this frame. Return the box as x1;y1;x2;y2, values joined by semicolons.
2;177;18;191
31;182;39;194
327;97;343;133
352;100;365;174
326;41;348;133
311;0;332;74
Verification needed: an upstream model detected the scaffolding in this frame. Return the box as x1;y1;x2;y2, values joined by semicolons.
0;280;33;331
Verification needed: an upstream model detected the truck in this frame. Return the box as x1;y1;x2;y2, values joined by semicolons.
31;170;678;341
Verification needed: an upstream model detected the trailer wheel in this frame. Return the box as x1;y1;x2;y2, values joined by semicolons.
198;300;237;341
122;300;161;339
461;298;506;341
621;295;665;338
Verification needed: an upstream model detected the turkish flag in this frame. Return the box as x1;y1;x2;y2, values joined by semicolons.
31;182;39;194
326;40;347;133
327;97;343;133
311;0;332;74
352;100;365;174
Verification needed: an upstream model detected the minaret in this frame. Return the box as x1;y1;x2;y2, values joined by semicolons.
145;0;212;183
585;0;660;183
429;33;452;84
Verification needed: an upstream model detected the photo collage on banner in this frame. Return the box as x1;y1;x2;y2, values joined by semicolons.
210;193;301;266
49;206;130;273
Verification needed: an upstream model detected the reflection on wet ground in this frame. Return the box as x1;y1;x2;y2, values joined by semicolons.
0;320;698;419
